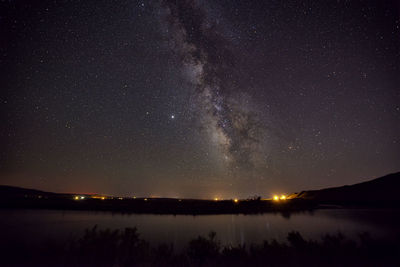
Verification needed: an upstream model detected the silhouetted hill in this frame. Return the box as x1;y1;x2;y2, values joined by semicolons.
0;185;315;214
292;172;400;204
1;171;399;212
0;185;55;197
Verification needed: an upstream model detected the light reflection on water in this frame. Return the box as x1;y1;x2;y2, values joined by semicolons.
0;209;399;250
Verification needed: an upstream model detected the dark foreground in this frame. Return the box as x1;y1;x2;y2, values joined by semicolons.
1;226;399;267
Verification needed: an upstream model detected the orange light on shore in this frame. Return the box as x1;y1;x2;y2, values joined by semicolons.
273;194;287;201
214;198;219;201
233;198;239;203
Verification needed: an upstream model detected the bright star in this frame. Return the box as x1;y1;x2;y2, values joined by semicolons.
171;115;175;119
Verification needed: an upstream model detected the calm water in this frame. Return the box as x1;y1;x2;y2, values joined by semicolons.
1;209;399;250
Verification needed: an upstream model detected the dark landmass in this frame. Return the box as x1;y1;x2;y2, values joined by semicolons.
0;188;315;215
1;226;399;267
290;171;400;206
1;172;399;214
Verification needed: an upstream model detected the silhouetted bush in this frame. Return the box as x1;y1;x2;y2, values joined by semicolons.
187;231;220;265
0;226;399;266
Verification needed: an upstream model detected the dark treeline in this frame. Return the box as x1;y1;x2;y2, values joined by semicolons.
3;182;400;216
1;226;399;267
4;196;400;215
1;196;319;215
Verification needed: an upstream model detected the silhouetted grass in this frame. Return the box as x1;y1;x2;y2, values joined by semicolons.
1;226;399;266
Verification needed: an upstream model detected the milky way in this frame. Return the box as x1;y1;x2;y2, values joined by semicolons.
161;0;269;175
1;0;399;197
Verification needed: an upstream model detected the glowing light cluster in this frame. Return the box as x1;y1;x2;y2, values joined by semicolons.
273;195;287;201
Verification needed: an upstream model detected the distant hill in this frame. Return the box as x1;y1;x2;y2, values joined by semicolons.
291;172;400;203
0;172;400;207
0;185;55;197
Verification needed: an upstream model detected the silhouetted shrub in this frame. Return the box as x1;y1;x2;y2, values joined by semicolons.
1;226;399;266
187;231;220;265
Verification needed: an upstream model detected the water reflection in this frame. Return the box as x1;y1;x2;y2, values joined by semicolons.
0;209;399;250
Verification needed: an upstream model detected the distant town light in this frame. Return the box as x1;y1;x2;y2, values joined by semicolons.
74;196;79;200
214;198;219;201
234;198;239;203
101;197;105;200
273;195;279;201
280;195;286;200
80;196;85;200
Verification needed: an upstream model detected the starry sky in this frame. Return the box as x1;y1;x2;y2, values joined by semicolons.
1;0;399;198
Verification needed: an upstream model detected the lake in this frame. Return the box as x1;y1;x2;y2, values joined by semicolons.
1;209;399;250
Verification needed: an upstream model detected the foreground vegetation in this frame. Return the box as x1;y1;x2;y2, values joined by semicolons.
1;226;399;266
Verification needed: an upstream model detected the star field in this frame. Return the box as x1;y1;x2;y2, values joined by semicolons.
0;0;399;198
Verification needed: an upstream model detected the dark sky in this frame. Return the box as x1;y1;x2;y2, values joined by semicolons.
1;0;399;198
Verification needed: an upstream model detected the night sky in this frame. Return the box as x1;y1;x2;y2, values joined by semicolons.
1;0;399;198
